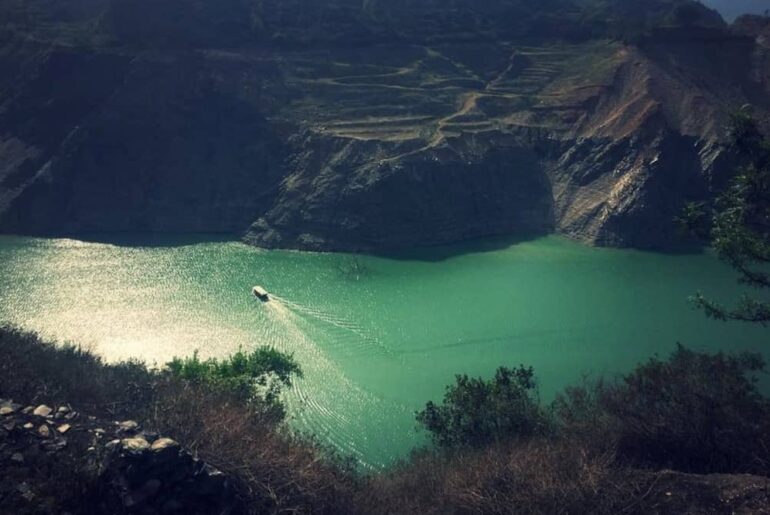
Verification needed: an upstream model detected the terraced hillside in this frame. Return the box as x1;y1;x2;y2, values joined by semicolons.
0;0;769;251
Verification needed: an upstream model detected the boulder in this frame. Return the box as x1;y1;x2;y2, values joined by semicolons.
151;438;180;453
0;403;19;416
117;420;140;435
102;431;237;514
121;437;150;455
32;405;52;417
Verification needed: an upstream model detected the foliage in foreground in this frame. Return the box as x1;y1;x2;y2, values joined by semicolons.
416;365;549;448
3;325;770;514
0;325;349;514
166;347;302;419
419;345;770;475
682;111;770;325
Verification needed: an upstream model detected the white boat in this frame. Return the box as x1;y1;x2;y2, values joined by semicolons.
252;286;270;302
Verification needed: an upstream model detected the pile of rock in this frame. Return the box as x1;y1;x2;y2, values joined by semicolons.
0;398;239;514
100;420;236;514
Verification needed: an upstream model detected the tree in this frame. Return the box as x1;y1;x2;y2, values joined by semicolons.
555;345;770;474
415;366;549;448
682;111;770;325
166;346;302;419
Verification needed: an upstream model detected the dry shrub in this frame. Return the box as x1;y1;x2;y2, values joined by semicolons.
0;324;157;419
555;345;770;475
4;326;769;514
363;441;637;515
145;380;360;514
0;326;359;514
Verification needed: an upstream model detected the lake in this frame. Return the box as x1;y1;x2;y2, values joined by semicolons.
0;234;767;467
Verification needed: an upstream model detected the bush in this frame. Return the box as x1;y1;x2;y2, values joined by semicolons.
0;324;158;420
556;345;770;474
166;347;302;419
5;325;770;514
420;346;770;476
416;366;550;448
363;440;632;515
0;325;354;514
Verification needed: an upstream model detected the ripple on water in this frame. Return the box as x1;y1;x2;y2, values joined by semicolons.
1;235;768;468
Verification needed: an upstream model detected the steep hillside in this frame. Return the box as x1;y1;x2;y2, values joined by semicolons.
0;0;768;251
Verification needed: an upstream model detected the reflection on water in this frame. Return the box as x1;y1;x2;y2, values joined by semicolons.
0;234;767;467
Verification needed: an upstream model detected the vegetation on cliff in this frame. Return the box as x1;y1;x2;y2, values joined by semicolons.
2;0;766;252
683;113;770;325
0;0;727;49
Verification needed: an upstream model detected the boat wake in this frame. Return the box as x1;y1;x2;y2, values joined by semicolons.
259;294;403;468
269;294;393;359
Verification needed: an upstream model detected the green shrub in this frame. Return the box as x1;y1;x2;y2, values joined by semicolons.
416;366;550;448
556;345;770;474
420;346;770;475
166;347;302;419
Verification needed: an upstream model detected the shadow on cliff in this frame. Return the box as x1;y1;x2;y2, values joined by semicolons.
378;231;708;262
373;232;548;262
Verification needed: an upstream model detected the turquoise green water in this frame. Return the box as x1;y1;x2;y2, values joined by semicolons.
0;234;767;467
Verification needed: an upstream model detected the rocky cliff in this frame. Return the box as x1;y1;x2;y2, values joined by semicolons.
0;0;769;251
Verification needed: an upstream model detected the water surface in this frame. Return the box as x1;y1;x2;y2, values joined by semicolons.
0;234;767;467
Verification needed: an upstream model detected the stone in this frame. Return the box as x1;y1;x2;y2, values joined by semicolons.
0;406;15;416
105;439;121;451
43;439;68;452
33;405;52;417
10;452;23;463
57;406;70;414
151;438;180;452
23;422;33;430
117;420;140;434
195;464;227;495
121;437;150;454
57;424;71;434
17;482;34;501
37;424;50;438
22;406;34;415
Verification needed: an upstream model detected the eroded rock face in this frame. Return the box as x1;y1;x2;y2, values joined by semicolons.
0;1;769;252
246;130;555;251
